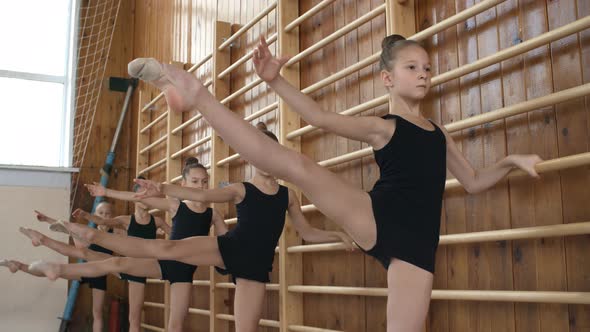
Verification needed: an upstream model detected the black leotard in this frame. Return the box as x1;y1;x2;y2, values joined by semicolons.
216;182;289;283
158;202;212;284
364;114;446;273
120;214;157;284
81;229;113;291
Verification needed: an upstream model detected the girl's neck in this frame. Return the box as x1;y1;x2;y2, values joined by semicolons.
389;94;422;117
134;207;149;220
251;172;277;187
185;199;206;210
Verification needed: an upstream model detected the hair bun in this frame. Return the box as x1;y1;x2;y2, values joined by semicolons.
255;122;268;131
381;34;406;49
185;157;200;167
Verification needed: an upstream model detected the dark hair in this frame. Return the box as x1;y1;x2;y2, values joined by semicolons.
182;157;207;179
132;176;146;192
379;34;424;71
256;122;278;142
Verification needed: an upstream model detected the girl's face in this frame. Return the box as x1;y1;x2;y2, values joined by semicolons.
382;45;432;101
181;167;209;190
94;202;113;219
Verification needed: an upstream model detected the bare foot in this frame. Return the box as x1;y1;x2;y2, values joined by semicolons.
28;261;61;281
19;227;44;247
62;221;94;244
49;221;91;247
0;259;19;273
128;58;205;113
48;220;69;235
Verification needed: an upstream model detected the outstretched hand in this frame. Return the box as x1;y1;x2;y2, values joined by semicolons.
133;179;163;199
84;182;106;197
72;208;91;220
34;210;55;224
253;36;290;83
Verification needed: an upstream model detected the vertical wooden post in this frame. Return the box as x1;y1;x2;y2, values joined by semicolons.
386;0;416;113
210;20;232;332
136;91;150;177
386;0;416;36
277;1;302;331
164;62;184;330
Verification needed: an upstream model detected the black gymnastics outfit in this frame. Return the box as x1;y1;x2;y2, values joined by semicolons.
120;214;157;284
80;229;113;291
216;182;288;283
364;114;447;273
158;202;212;284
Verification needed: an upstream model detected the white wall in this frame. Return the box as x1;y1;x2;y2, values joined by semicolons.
0;167;72;331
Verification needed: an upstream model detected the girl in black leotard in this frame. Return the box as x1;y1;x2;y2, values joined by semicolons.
80;157;227;332
69;182;170;332
33;125;356;332
94;34;543;331
2;203;119;332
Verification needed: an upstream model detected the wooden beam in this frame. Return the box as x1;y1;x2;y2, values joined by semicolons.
277;1;302;331
210;20;232;332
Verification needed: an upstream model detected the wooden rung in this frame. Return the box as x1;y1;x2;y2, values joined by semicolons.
218;33;278;79
171;114;203;135
244;102;280;122
143;301;165;309
140;92;165;113
215;282;279;291
217;1;277;51
187;54;213;73
188;307;211;316
140;323;166;332
288;286;590;304
146;278;164;284
289;325;344;332
140;111;169;134
216;314;280;328
192;280;211;287
138;157;166;175
225;217;237;225
284;0;336;32
139;134;168;155
286;4;386;67
216;153;240;167
171;135;212;159
287;221;590;253
170;175;183;183
221;78;264;105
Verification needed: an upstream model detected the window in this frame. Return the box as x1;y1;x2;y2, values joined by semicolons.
0;0;77;167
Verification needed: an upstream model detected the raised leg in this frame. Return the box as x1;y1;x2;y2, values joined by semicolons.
29;257;163;281
129;59;378;248
20;227;108;261
65;223;224;266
